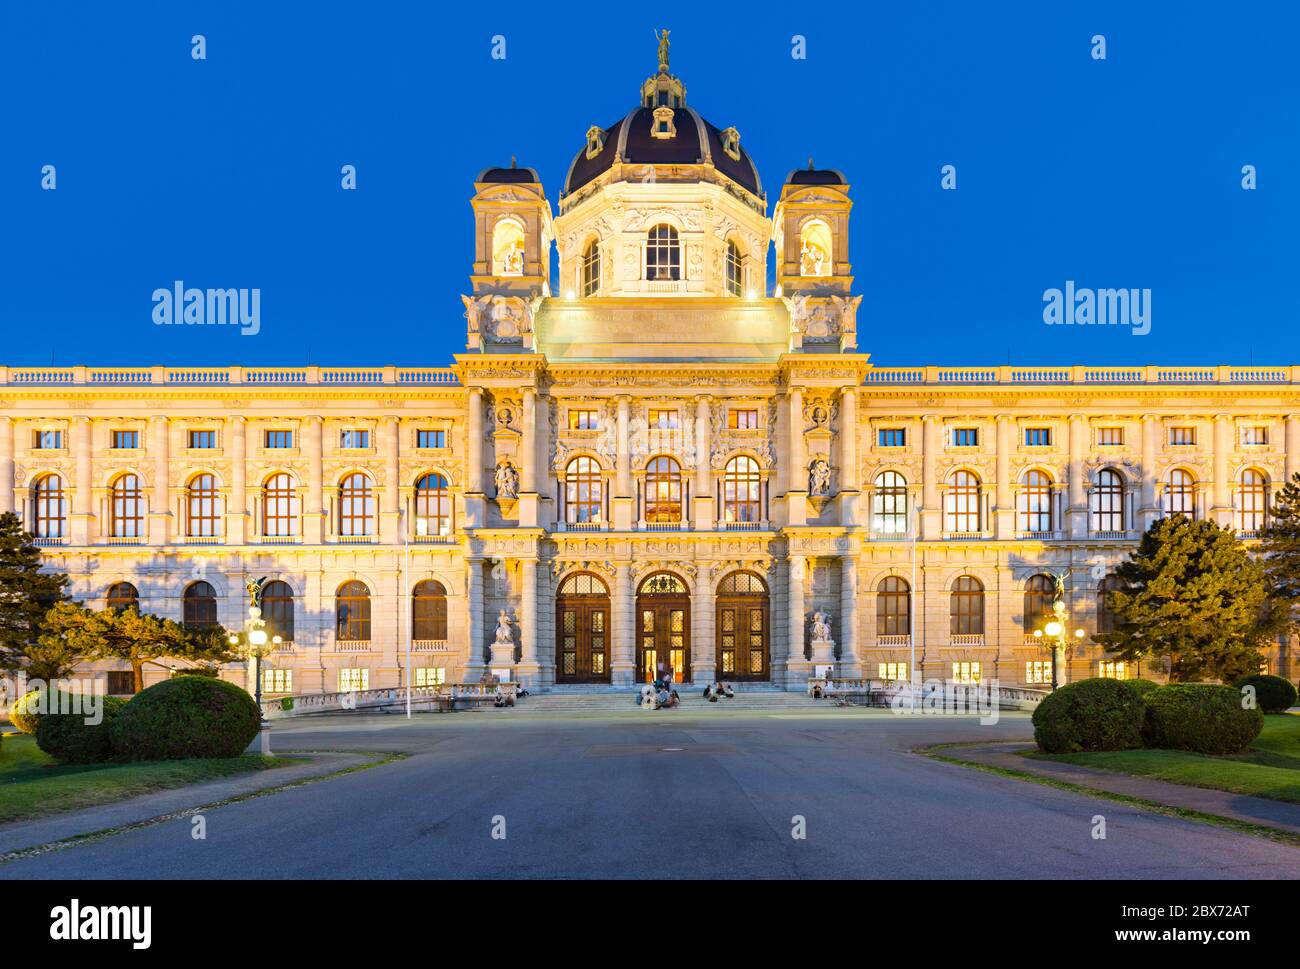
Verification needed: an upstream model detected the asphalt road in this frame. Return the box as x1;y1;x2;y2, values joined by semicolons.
4;709;1297;879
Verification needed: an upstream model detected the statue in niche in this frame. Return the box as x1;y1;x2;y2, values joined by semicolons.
494;610;515;645
495;462;518;499
800;240;828;277
812;610;833;643
809;458;832;496
502;242;525;276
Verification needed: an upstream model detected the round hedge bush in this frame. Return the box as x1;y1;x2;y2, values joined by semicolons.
1123;678;1160;700
1231;674;1298;714
1032;677;1147;754
9;689;76;735
35;696;127;764
1143;683;1264;754
111;676;261;761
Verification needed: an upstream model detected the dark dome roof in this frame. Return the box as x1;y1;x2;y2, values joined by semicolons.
564;105;762;198
786;167;846;185
478;164;540;184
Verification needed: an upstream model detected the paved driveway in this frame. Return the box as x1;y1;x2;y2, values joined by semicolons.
3;709;1296;879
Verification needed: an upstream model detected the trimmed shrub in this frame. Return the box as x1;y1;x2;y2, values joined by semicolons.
9;688;75;736
1231;674;1298;714
111;677;261;761
1032;677;1147;754
1123;678;1160;700
35;696;127;764
1144;683;1264;754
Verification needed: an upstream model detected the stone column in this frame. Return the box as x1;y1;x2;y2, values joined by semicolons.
521;388;536;493
921;415;941;538
227;415;246;544
786;555;807;684
381;416;400;542
305;416;324;543
1213;414;1232;527
149;416;169;546
613;564;635;686
839;555;861;677
466;389;484;493
839;387;858;491
1140;414;1159;528
994;415;1013;538
691;563;714;685
464;559;485;677
693;395;713;529
1067;415;1087;539
73;417;92;545
788;388;805;491
0;418;13;516
1287;415;1300;485
616;396;631;496
517;557;540;687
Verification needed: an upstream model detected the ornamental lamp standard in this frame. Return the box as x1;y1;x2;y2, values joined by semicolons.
231;600;276;755
1034;598;1086;691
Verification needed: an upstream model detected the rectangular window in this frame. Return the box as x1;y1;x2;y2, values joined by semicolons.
951;428;979;447
877;428;906;448
648;409;679;430
340;429;370;449
188;430;216;449
262;669;293;694
1169;426;1196;446
877;662;908;681
106;671;135;695
1096;427;1124;447
1024;427;1051;447
338;668;369;692
1098;660;1128;680
264;429;293;449
416;429;446;449
1025;661;1052;685
414;667;446;688
568;409;599;430
111;430;139;449
1242;425;1269;446
728;409;759;429
952;661;982;684
33;430;62;449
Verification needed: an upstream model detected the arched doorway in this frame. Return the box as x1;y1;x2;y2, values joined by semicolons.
716;571;769;681
636;571;691;683
555;572;611;684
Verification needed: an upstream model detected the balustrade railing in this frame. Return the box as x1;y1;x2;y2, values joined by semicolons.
0;366;460;386
862;365;1299;386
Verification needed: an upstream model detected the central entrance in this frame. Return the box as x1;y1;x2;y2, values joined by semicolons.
636;571;691;683
555;571;611;683
716;570;770;681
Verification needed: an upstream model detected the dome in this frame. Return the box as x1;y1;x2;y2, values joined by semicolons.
477;162;540;184
786;165;846;186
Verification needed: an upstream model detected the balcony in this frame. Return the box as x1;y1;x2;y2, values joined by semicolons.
940;531;992;541
950;634;985;647
333;641;372;652
721;521;763;531
32;536;68;548
411;533;457;544
556;521;605;532
877;634;912;647
412;640;450;652
1091;530;1137;541
1015;530;1063;541
333;534;376;544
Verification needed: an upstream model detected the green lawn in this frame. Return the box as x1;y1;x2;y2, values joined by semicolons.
0;733;292;825
1036;713;1300;803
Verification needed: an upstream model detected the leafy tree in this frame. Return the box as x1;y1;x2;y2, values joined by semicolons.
43;602;238;693
23;601;92;682
0;512;69;676
1259;471;1300;620
1093;515;1283;683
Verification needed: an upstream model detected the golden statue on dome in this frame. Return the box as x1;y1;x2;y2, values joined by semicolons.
655;28;670;72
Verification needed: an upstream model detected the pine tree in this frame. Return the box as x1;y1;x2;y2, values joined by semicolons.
1259;471;1300;615
1094;515;1283;682
0;512;69;676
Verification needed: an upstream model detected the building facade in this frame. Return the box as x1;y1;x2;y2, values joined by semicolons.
4;47;1296;697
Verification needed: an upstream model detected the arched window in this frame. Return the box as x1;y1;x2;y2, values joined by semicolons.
32;474;67;539
336;581;371;642
871;471;908;534
339;473;375;536
950;576;985;636
1091;469;1125;533
1166;469;1197;519
183;580;218;628
876;577;910;636
261;580;294;642
645;224;680;281
723;455;761;524
645;456;682;523
414;473;451;537
799;219;832;276
725;240;743;296
565;457;603;524
186;473;220;537
412;579;448;641
1238;469;1269;532
106;582;139;612
944;470;982;534
1096;574;1123;635
1023;574;1055;632
581;238;601;296
1018;470;1053;533
262;472;299;537
492;217;526;275
110;473;144;538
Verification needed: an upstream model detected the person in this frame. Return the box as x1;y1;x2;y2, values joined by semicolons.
812;682;824;700
703;683;713;699
657;686;671;708
639;684;655;707
722;683;735;699
493;685;506;708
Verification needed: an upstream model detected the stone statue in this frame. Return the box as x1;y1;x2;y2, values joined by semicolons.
655;28;671;70
800;240;827;276
494;610;515;645
502;242;525;276
809;458;832;496
495;462;518;499
812;610;833;643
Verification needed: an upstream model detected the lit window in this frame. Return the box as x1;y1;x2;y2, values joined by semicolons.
262;473;299;537
188;430;216;449
1025;661;1052;685
262;669;293;694
264;430;293;449
1165;469;1197;519
417;429;446;449
1169;426;1196;446
581;239;601;297
415;667;446;688
1018;470;1054;533
877;662;908;681
728;409;759;430
723;456;761;523
565;457;603;523
340;429;370;449
725;241;742;296
112;430;139;449
952;661;982;684
877;428;906;447
186;473;221;537
33;430;62;449
645;224;680;281
1098;660;1128;680
338;668;369;692
871;471;908;534
1024;427;1051;447
645;456;682;523
944;470;982;533
110;473;144;537
32;475;67;538
414;474;451;537
568;409;599;430
1237;469;1269;533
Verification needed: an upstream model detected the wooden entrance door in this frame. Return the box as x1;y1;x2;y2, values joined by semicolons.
636;572;691;683
555;572;611;684
715;571;770;681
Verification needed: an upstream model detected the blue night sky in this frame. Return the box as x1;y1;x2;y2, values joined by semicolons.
1;1;1296;368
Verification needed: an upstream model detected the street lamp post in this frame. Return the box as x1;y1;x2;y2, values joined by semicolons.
231;601;275;755
1034;597;1086;691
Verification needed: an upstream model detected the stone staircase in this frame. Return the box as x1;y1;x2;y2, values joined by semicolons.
515;685;823;714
